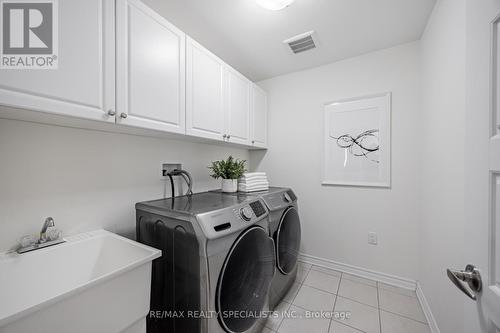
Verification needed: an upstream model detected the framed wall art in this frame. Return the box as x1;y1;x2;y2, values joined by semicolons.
323;93;391;187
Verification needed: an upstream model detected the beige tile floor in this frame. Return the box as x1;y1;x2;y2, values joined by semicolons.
264;263;431;333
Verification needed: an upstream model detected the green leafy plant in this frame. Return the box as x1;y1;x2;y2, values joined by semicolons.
208;156;247;180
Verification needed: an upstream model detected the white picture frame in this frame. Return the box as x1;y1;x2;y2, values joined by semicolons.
322;92;391;187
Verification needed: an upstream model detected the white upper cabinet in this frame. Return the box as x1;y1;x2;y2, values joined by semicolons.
186;37;225;141
225;67;251;145
251;84;268;148
0;0;266;148
116;0;186;134
0;0;115;122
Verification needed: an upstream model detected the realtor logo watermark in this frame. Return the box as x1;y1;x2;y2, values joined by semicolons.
0;0;58;69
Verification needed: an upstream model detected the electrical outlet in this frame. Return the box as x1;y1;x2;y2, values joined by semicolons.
162;163;182;177
368;232;378;245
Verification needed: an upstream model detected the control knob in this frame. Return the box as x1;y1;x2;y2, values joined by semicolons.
240;207;253;221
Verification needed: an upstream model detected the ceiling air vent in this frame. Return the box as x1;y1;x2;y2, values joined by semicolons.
283;31;318;54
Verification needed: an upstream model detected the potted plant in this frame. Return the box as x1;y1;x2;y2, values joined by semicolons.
208;156;246;193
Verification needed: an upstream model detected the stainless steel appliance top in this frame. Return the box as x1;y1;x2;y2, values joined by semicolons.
136;192;250;216
210;187;297;211
136;192;269;240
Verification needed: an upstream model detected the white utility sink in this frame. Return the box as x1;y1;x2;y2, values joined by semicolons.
0;229;161;333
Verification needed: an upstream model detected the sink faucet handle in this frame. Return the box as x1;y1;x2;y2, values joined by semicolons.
46;228;62;242
44;217;55;227
19;235;35;248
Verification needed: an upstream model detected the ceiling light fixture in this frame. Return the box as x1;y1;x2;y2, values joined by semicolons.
255;0;295;11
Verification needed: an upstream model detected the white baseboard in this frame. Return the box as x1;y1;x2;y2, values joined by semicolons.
416;282;440;333
298;252;417;290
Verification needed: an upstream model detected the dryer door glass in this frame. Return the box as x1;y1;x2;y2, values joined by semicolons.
217;226;275;333
276;207;301;274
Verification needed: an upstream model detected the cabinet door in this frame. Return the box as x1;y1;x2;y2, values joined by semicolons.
0;0;115;122
225;68;251;145
251;84;268;148
186;37;225;141
116;0;185;134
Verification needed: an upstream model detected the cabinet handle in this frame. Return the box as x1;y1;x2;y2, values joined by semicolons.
223;134;227;139
107;109;116;117
227;135;231;140
120;113;128;119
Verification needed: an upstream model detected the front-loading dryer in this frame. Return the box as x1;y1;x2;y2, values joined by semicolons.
252;187;301;310
212;187;302;310
135;192;275;333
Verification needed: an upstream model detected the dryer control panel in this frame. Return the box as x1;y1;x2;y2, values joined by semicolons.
197;199;269;240
262;189;297;211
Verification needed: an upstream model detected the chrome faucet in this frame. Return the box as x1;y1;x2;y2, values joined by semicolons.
17;217;65;254
38;217;55;244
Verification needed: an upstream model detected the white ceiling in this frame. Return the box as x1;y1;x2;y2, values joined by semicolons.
144;0;436;81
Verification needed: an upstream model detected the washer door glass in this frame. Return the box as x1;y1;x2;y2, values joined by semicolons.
276;207;301;274
217;226;275;333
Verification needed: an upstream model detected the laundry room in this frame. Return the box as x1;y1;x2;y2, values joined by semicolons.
0;0;498;333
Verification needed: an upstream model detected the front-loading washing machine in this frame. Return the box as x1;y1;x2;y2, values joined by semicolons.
135;192;275;333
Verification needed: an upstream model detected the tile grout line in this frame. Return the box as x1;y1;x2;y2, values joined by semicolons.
314;269;377;288
339;276;378;288
302;281;341;295
332;274;369;333
339;322;368;333
303;269;375;296
334;278;379;307
379;308;429;325
275;263;312;333
330;294;380;311
301;270;382;309
309;264;415;292
327;271;343;333
378;285;429;324
289;302;337;315
335;321;368;333
290;267;380;333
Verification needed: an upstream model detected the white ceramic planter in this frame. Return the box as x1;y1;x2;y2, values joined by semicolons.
221;179;238;193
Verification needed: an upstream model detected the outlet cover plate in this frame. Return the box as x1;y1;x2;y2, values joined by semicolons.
368;232;378;245
162;163;182;177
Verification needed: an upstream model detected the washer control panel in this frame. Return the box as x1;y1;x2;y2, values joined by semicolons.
249;200;266;217
198;199;269;239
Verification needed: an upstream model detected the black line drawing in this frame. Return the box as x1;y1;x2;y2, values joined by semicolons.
330;129;380;163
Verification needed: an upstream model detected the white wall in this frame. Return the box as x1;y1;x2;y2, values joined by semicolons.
251;42;421;280
0;119;248;252
419;0;467;332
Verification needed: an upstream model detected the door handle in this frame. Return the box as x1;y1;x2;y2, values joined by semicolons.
447;264;482;301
